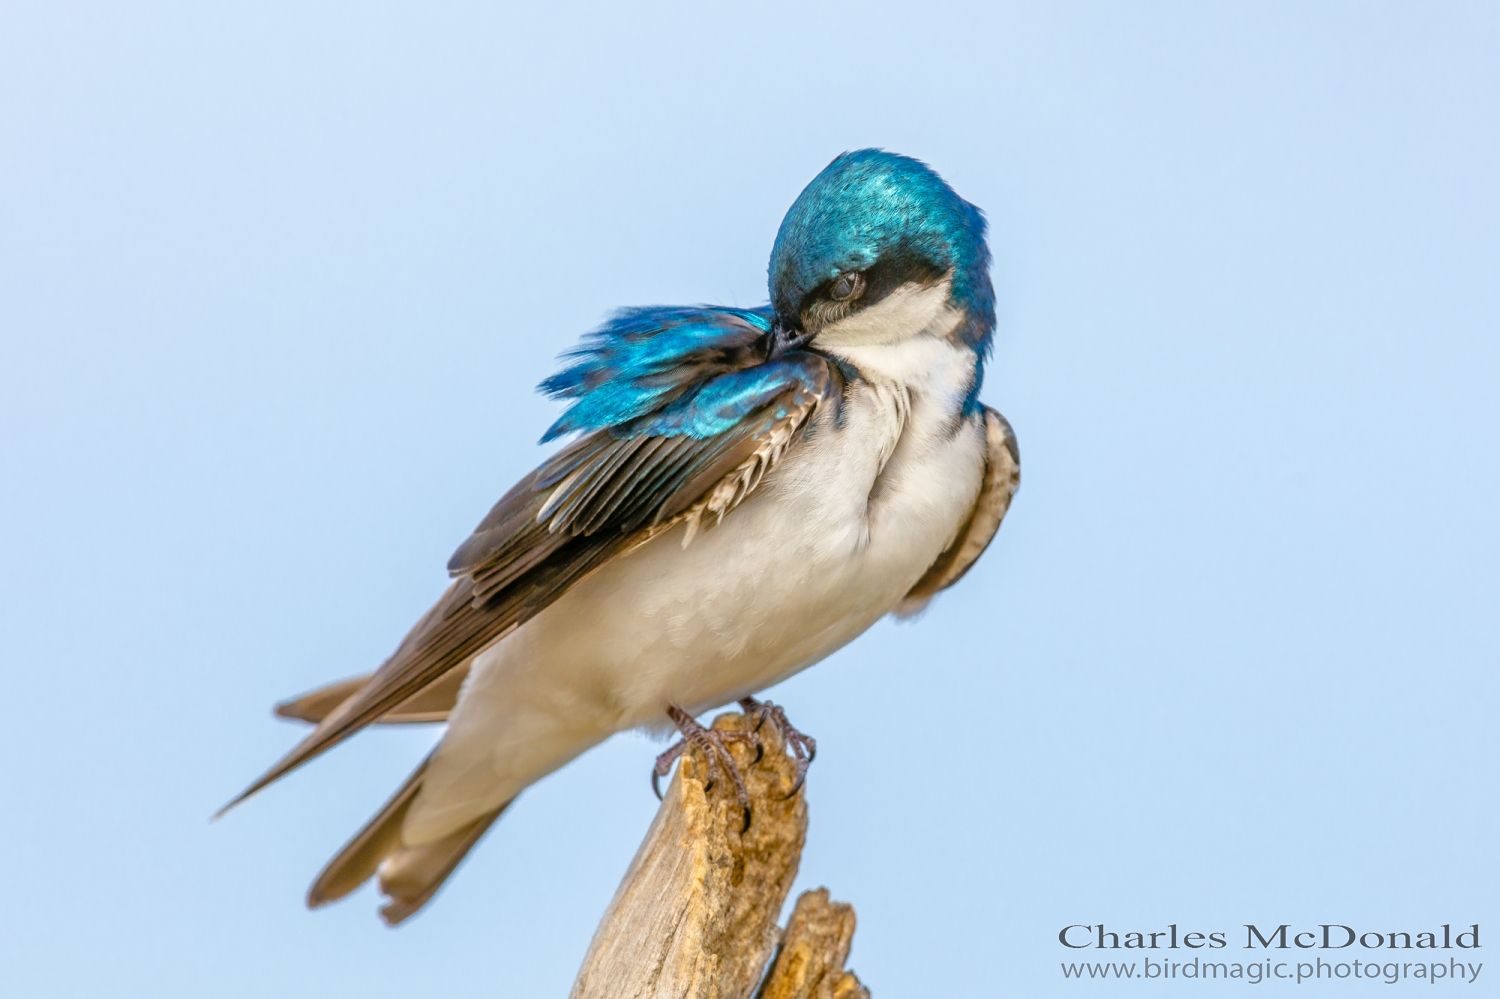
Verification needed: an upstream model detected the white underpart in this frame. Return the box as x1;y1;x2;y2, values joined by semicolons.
404;276;987;844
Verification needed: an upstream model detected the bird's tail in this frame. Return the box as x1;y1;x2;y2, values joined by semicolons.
308;754;510;925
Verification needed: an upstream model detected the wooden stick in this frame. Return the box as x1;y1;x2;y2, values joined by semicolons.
569;709;868;999
755;889;869;999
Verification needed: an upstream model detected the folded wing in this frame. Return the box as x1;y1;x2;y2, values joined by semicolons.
224;307;841;812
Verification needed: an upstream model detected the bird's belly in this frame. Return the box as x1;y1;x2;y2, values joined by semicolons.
475;393;984;733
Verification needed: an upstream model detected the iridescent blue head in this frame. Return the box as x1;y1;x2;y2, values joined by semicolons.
768;149;994;356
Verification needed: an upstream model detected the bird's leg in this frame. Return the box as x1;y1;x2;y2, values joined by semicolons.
653;705;760;818
738;696;817;796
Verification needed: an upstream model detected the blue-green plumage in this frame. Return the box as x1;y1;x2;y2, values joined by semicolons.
539;306;774;442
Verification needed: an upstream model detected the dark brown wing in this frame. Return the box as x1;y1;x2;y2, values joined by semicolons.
895;406;1020;616
273;665;469;725
221;355;838;814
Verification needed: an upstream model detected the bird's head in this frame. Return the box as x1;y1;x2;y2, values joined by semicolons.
767;149;994;358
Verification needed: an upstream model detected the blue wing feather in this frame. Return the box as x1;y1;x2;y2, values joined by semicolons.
538;306;774;441
630;361;821;438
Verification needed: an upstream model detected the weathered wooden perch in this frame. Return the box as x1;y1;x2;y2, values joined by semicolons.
569;710;869;999
757;889;870;999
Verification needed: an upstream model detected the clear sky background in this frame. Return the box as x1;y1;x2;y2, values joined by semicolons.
1;2;1495;996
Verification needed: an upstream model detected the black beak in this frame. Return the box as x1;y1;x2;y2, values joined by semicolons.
768;320;814;359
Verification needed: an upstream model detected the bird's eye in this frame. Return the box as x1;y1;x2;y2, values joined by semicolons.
829;271;865;301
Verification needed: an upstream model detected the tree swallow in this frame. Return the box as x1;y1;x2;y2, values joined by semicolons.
226;149;1020;924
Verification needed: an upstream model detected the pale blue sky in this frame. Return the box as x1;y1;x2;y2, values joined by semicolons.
1;2;1495;996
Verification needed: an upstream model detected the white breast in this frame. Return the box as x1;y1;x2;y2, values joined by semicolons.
403;296;987;844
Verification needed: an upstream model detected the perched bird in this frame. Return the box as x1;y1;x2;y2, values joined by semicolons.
225;149;1020;924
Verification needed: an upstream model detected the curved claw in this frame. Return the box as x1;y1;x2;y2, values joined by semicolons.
785;760;811;799
737;696;818;799
652;738;689;800
652;705;758;818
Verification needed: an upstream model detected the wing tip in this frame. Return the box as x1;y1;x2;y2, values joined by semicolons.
211;790;250;823
984;405;1020;474
212;771;275;821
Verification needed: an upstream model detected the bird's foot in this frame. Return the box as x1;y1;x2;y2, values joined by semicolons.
738;696;817;797
653;705;761;819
